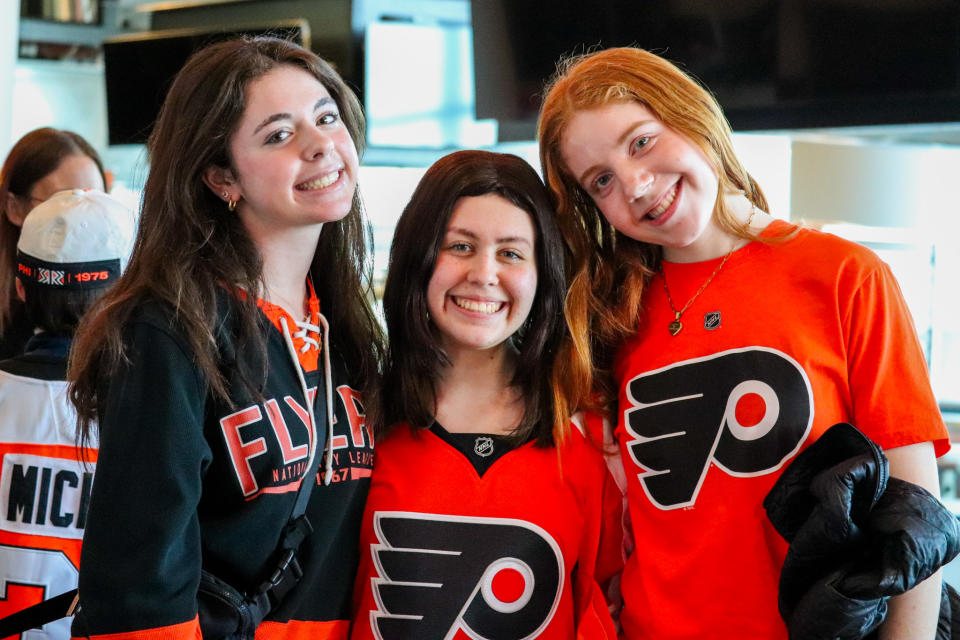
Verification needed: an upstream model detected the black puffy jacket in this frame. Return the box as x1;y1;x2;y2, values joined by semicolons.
763;422;960;639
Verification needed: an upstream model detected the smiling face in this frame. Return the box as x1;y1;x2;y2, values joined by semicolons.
223;64;359;241
426;193;538;357
560;100;724;262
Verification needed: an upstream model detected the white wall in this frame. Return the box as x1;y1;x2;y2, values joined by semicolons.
0;0;21;157
791;140;960;232
732;133;792;220
11;59;108;151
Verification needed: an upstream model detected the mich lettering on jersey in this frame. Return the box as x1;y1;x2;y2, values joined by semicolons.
1;453;93;539
219;384;372;498
623;346;813;510
369;512;563;640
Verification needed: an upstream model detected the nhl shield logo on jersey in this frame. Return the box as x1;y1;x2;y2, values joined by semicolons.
369;512;563;639
473;436;494;457
703;311;722;330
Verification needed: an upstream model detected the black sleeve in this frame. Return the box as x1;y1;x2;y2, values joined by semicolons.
75;315;212;636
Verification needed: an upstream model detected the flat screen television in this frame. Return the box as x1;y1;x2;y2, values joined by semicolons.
102;21;309;145
472;0;960;141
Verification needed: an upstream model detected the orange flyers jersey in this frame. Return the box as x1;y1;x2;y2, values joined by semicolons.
613;220;948;640
350;413;624;640
0;368;96;640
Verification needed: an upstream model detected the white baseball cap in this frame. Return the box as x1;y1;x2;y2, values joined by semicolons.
16;189;136;290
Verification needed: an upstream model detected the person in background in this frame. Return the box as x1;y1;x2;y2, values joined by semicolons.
537;46;948;639
68;37;384;639
0;127;107;359
0;189;134;640
350;150;624;640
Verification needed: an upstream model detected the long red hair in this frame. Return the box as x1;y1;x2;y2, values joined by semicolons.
537;47;769;411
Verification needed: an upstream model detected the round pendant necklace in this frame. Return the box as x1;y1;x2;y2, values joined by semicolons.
661;206;755;336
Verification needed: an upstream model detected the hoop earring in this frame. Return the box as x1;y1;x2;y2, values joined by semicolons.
221;191;238;212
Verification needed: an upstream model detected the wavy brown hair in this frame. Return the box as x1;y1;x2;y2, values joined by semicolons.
538;46;770;411
375;150;569;447
69;37;384;447
0;128;106;334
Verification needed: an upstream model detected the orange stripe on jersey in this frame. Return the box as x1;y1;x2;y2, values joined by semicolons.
72;615;201;640
255;619;348;640
244;478;304;499
0;443;98;463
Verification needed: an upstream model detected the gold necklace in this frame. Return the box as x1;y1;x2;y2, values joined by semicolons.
661;206;755;336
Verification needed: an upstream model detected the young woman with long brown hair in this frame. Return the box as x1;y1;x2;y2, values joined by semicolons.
538;46;948;639
349;150;623;639
69;37;384;639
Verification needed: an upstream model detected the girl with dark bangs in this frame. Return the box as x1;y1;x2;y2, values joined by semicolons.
349;149;624;640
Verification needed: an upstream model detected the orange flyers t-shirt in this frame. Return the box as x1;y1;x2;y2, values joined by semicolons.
614;220;947;640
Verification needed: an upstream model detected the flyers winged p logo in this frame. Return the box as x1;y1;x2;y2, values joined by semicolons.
369;512;563;640
624;346;813;510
